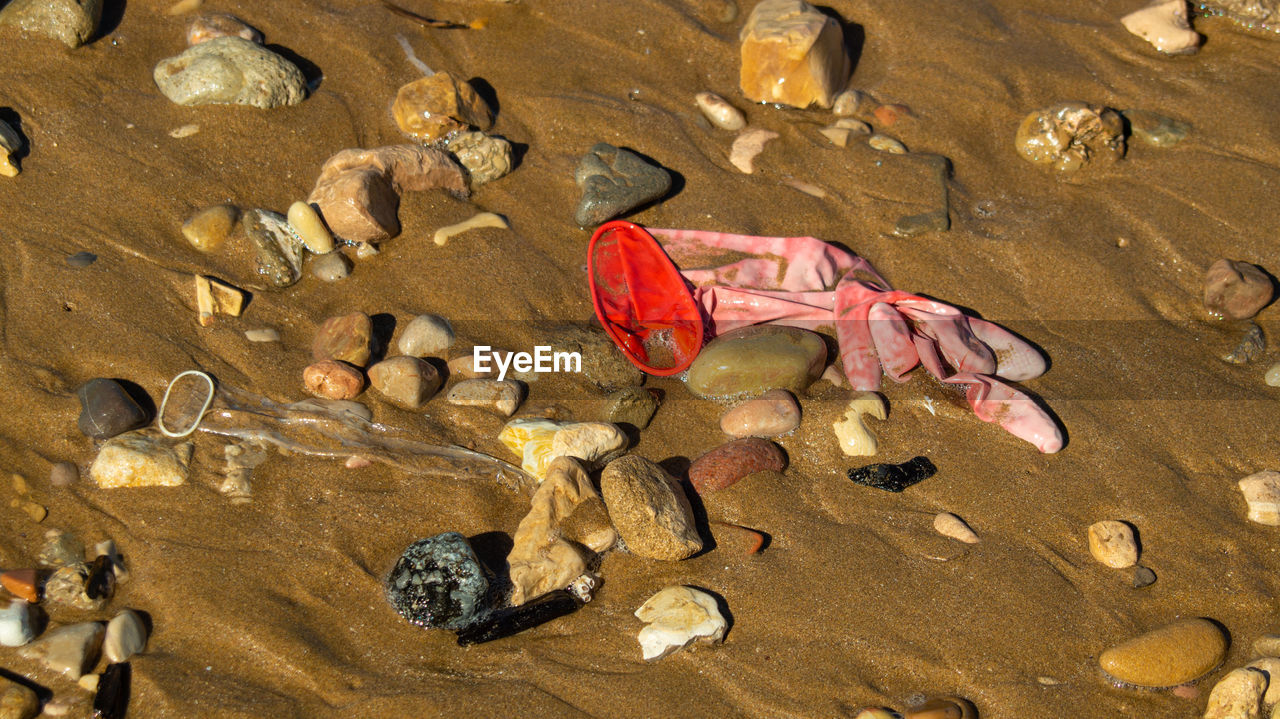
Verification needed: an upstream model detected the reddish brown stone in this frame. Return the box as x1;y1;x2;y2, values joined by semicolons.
1203;259;1273;320
689;437;786;494
710;522;765;555
311;312;373;366
873;103;913;127
303;360;365;400
1;569;39;602
306;145;468;244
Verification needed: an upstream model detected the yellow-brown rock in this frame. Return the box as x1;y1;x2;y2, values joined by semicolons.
392;72;493;143
1098;618;1227;688
739;0;850;109
507;457;615;605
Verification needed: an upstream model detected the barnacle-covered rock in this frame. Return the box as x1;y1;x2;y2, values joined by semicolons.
445;131;513;188
1014;102;1125;172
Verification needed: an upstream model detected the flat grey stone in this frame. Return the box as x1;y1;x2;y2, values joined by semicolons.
573;143;671;227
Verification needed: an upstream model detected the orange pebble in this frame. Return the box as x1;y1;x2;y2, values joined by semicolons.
710;521;766;555
303;360;365;400
873;103;913;127
1;569;40;602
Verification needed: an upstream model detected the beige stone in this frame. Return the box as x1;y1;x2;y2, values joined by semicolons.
833;392;887;456
1246;657;1280;707
186;13;260;45
311;312;372;366
90;431;192;488
0;674;38;719
1088;520;1139;568
550;422;627;468
446;379;524;416
729;128;778;174
1255;635;1280;658
507;457;613;605
286;201;335;254
182;204;238;252
307;145;469;244
934;512;980;544
694;91;746;131
193;275;245;326
739;0;849;109
1099;618;1227;688
720;389;801;438
368;356;441;409
302;360;365;401
601;455;702;560
18;622;104;679
1204;667;1267;719
1122;0;1200;54
1240;471;1280;526
635;586;727;661
391;72;493;143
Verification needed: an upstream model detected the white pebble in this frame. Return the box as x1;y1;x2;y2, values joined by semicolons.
287;201;335;254
0;600;34;647
1121;0;1200;54
398;314;455;357
869;134;907;154
832;90;862;116
695;91;746;131
635;586;727;661
1238;471;1280;526
168;124;200;138
1265;362;1280;387
933;512;980;544
244;328;281;342
103;609;148;663
832;392;886;456
433;212;508;247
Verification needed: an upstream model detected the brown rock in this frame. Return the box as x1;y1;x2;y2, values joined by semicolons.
0;570;39;603
739;0;850;109
306;145;468;244
391;72;493;143
688;437;786;494
561;497;618;553
1098;617;1227;688
303;360;365;400
1087;519;1139;568
903;697;977;719
50;461;78;487
0;675;38;719
1204;259;1273;320
311;312;373;366
600;455;702;561
367;356;441;409
507;457;614;605
181;204;238;252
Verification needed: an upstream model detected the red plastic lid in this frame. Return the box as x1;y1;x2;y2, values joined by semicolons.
587;221;704;376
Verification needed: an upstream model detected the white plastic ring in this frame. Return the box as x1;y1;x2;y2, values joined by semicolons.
158;370;215;438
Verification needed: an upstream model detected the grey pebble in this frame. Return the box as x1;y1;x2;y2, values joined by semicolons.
66;252;97;268
310;251;351;282
573;143;671;227
1132;565;1157;589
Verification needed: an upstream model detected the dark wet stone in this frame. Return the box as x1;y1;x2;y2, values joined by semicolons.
93;661;130;719
604;387;658;429
386;532;488;631
66;251;97;268
85;554;115;600
895;209;949;237
455;589;581;646
1133;565;1158;589
573;143;672;227
1123;110;1190;147
848;456;937;492
77;379;148;440
243;208;303;288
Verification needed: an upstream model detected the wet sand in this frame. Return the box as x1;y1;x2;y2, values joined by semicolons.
0;0;1278;716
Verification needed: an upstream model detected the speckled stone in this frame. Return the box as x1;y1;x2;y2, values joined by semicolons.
0;0;102;48
311;312;373;366
242;209;304;288
600;455;702;561
386;532;488;630
573;143;672;227
0;674;38;719
688;437;786;494
604;387;659;429
1099;618;1227;688
153;37;306;109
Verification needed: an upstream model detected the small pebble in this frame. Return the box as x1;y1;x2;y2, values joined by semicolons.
604;387;659;429
694;91;746;131
77;378;149;440
0;600;33;647
244;328;281;343
303;360;365;401
819;126;851;147
1265;362;1280;387
77;674;99;692
903;697;976;719
1099;618;1227;689
154;37;306;110
0;674;38;718
311;312;373;366
719;389;801;438
1122;0;1200;54
1132;565;1157;589
0;570;38;603
834;118;872;133
600;455;702;560
310;251;352;282
873;103;912;127
868;133;907;154
739;0;848;108
1238;471;1280;525
1088;520;1139;568
392;72;492;143
186;12;261;45
689;437;786;494
90;431;192;488
168;124;200;138
103;610;147;663
44;565;105;611
18;622;104;679
710;521;765;555
447;351;496;379
181;204;239;253
1204;259;1274;320
933;512;980;544
833;392;887;456
66;251;97;268
1014;103;1125;172
550;422;627;469
398;314;455;358
573;143;672;226
287;201;335;254
367;356;442;409
832;89;862;116
444;131;513;188
50;461;79;487
729;128;779;173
